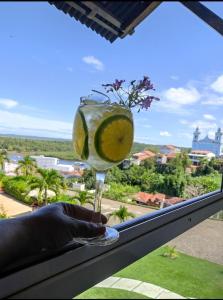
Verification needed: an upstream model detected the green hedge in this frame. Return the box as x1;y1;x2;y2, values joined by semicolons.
2;176;32;205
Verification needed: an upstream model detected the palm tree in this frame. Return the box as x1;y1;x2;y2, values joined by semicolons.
27;168;67;206
16;156;38;176
72;191;94;208
108;205;135;223
0;150;9;172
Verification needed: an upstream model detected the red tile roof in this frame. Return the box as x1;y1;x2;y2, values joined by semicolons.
135;192;165;204
133;150;155;161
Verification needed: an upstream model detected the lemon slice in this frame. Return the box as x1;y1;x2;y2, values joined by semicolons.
73;109;89;160
95;115;133;163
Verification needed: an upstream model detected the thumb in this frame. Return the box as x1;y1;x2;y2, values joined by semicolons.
69;219;106;238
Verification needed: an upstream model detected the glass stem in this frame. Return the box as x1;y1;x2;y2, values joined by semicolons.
93;171;106;225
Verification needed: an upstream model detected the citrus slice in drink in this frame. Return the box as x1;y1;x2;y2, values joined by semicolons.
73;109;89;160
95;115;133;163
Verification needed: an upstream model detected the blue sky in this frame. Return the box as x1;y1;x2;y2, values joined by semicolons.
0;1;222;147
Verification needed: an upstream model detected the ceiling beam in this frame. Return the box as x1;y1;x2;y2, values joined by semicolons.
181;1;223;36
121;1;162;38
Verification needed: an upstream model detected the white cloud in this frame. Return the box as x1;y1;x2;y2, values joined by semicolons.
0;98;18;109
160;131;171;137
82;56;104;71
164;87;201;105
203;114;216;121
201;96;223;106
0;110;72;139
211;74;223;93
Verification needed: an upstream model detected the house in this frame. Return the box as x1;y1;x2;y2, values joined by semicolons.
132;150;156;165
159;145;181;155
135;192;165;208
156;154;167;164
31;155;59;168
135;192;184;208
72;183;85;191
188;150;216;166
3;162;18;175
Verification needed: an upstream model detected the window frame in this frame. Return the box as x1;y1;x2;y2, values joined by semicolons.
0;183;222;299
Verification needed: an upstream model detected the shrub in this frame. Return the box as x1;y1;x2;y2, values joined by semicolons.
0;204;7;219
2;176;32;205
161;246;179;260
103;182;140;202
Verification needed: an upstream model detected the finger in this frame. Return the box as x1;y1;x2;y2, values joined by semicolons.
70;219;106;238
57;202;107;224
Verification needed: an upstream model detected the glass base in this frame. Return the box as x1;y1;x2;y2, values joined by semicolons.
73;227;119;246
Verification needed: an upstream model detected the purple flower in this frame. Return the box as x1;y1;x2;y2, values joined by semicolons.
137;76;154;91
112;79;125;91
140;96;160;110
101;76;160;112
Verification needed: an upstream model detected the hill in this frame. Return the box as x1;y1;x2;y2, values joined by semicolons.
0;134;189;160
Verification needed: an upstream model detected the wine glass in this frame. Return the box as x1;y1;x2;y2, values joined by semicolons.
72;91;134;246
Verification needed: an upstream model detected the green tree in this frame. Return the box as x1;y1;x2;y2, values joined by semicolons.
108;205;135;223
72;191;94;207
16;156;38;176
0;150;9;171
27;168;67;206
78;169;96;189
141;158;156;171
195;158;215;176
106;166;124;184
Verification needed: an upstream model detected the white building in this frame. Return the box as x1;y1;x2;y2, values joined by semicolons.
188;150;216;166
31;155;59;168
72;183;85;191
31;155;75;173
54;164;74;173
192;127;222;157
3;162;18;175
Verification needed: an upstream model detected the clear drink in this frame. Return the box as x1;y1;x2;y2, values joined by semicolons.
72;97;134;246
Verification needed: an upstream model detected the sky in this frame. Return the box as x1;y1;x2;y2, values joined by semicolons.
0;1;223;147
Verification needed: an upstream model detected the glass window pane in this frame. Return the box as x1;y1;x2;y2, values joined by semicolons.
75;218;223;299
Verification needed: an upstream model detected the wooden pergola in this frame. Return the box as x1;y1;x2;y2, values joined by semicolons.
49;1;223;42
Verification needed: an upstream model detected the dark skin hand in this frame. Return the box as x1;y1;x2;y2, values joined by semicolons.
0;202;107;270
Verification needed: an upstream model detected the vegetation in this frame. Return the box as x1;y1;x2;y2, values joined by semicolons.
116;247;223;299
27;169;67;206
71;191;94;207
0;135;165;161
161;245;179;259
76;247;223;299
103;182;139;203
16;156;37;176
0;204;7;219
108;205;136;223
0;150;9;171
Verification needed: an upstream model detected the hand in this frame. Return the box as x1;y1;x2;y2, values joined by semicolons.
25;202;108;251
0;202;107;271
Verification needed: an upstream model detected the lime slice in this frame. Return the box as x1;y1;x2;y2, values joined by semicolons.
73;109;89;160
95;115;133;163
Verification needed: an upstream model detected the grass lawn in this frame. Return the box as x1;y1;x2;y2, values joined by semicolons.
116;247;223;299
75;288;150;299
